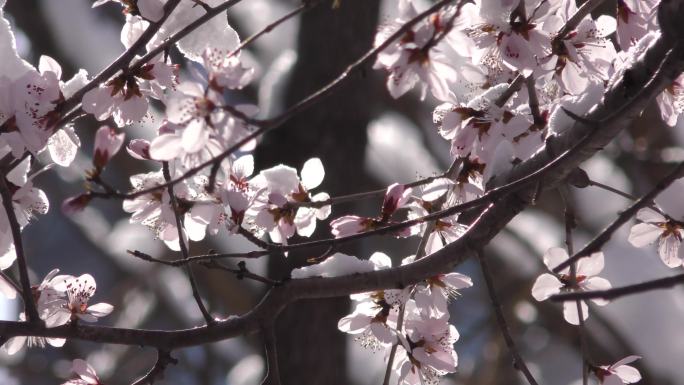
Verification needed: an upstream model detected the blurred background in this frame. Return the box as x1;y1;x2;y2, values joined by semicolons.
2;0;684;384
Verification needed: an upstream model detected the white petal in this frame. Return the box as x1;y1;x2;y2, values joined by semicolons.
3;336;26;355
86;302;113;317
628;223;662;247
0;274;16;298
613;365;642;383
543;247;569;272
577;252;604;277
48;128;79;167
583;277;612;306
531;273;563;301
369;252;392;270
562;299;588;325
635;208;665;223
300;158;325;190
149;134;183;161
658;234;683;268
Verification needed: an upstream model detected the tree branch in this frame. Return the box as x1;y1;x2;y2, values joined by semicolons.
130;349;178;385
162;162;215;325
0;176;39;324
551;273;684;302
478;251;540;385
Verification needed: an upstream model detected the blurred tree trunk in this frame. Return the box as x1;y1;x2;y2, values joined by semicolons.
255;1;379;384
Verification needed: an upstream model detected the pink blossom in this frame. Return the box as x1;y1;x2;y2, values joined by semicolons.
93;125;125;170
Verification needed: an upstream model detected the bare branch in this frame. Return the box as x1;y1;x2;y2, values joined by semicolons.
552;161;684;273
551;273;684;302
130;349;178;385
0;176;39;323
260;324;281;385
162;162;215;325
478;252;540;385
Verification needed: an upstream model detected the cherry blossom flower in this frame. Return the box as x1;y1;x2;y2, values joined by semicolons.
62;359;103;385
395;314;459;385
616;0;657;50
460;0;553;77
202;47;254;91
249;158;330;244
3;269;73;355
51;274;113;323
374;0;469;102
541;2;617;94
338;253;409;350
592;356;642;385
531;247;611;325
628;208;684;268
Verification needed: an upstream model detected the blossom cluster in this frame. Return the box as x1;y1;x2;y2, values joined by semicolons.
0;0;680;383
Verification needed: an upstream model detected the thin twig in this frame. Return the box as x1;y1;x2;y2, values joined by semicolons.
0;177;39;323
554;0;609;43
551;272;684;301
162;162;215;325
553;161;684;273
478;251;539;385
260;324;281;385
200;260;281;286
130;349;178;385
560;187;587;385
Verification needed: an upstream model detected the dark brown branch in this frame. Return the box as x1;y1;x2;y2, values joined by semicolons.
162;162;215;325
130;349;178;385
0;177;39;323
551;273;684;302
478;252;540;385
552;161;684;273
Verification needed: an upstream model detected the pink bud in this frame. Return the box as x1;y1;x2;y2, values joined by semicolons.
93;126;125;169
381;183;411;220
126;139;151;160
61;194;92;215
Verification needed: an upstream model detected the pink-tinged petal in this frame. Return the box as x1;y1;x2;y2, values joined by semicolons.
337;313;372;334
0;274;16;299
543;247;569;272
442;272;473;289
369;322;395;343
562;299;588;325
628;223;662;247
181;119;209;153
3;336;26;355
613;365;641;383
138;0;164;22
577;252;604;277
116;94;148;125
531;273;563;301
330;215;366;238
46;337;66;347
46;309;72;328
86;302;113;318
583;277;612;306
602;374;625;385
232;155;254;179
595;15;617;37
300;157;325;190
149;134;183;161
82;86;117;121
635;208;665;224
611;355;641;368
259;165;300;194
657;234;683;268
312;192;331;220
48;128;80;167
184;214;207;242
72;359;99;384
369;252;392;270
38;55;61;79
